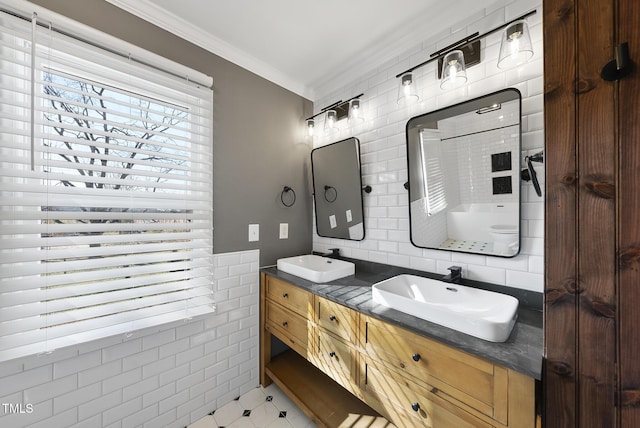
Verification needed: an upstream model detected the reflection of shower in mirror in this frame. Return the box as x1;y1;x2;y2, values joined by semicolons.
406;88;522;257
446;203;519;256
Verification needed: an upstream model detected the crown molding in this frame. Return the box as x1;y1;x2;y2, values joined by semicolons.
106;0;498;103
105;0;314;99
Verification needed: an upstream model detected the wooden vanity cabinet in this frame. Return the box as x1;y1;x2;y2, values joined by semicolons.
260;274;537;428
260;273;389;427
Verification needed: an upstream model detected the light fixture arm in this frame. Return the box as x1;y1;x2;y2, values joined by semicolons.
395;9;537;79
429;32;480;60
305;100;342;121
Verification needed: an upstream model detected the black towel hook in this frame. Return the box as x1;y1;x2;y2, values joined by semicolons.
601;42;634;81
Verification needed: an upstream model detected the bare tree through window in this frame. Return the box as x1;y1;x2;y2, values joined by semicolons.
39;70;197;323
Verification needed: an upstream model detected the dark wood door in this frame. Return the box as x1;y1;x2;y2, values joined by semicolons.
617;0;640;426
543;0;640;426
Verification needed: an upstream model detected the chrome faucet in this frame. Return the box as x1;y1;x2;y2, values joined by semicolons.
442;266;462;283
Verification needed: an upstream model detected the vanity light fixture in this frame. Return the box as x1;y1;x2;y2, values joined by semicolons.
348;98;364;123
395;9;537;90
440;50;467;90
497;20;534;69
304;93;364;136
324;109;338;131
306;118;315;137
397;71;420;105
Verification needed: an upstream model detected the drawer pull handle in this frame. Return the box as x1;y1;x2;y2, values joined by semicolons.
412;353;421;362
411;402;420;412
282;321;288;327
329;315;336;321
282;293;288;298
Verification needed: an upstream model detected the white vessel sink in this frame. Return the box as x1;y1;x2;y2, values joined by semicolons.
277;255;355;283
372;274;518;342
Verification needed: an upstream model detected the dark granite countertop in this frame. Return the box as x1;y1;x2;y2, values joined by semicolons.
261;258;543;380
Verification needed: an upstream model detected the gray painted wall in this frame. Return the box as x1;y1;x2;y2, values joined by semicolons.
31;0;314;266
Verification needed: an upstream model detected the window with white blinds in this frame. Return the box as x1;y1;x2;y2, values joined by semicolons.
0;11;214;362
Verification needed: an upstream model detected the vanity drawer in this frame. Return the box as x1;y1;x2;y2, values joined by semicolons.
361;358;496;428
314;330;356;392
266;300;309;357
266;276;312;317
361;315;508;423
316;296;356;341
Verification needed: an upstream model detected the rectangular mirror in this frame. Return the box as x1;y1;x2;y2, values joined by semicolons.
311;137;365;241
406;88;522;257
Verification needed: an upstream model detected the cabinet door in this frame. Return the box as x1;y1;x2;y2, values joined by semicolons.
316;296;357;341
266;300;310;358
361;357;496;428
266;276;312;317
312;330;357;393
361;315;508;423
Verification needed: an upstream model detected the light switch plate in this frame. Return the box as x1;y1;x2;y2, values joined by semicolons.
279;223;288;239
248;224;259;242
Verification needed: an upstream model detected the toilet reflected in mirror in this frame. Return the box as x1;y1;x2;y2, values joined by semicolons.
490;224;519;255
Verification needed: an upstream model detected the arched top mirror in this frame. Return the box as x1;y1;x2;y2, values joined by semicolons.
311;137;365;241
406;88;522;257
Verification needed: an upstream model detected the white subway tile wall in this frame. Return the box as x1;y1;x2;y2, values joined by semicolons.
0;250;260;428
313;0;544;293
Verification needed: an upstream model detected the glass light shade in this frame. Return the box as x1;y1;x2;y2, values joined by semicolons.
306;118;315;137
324;109;338;131
440;50;467;90
497;20;534;69
397;72;419;105
348;98;364;122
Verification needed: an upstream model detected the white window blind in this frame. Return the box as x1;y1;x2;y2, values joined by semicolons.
0;11;214;362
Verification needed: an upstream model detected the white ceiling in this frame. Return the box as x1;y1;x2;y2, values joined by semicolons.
106;0;499;100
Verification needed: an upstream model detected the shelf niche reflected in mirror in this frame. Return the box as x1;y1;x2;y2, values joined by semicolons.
311;137;365;241
406;88;522;257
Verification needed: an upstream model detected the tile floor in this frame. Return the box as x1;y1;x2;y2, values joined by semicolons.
187;383;317;428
